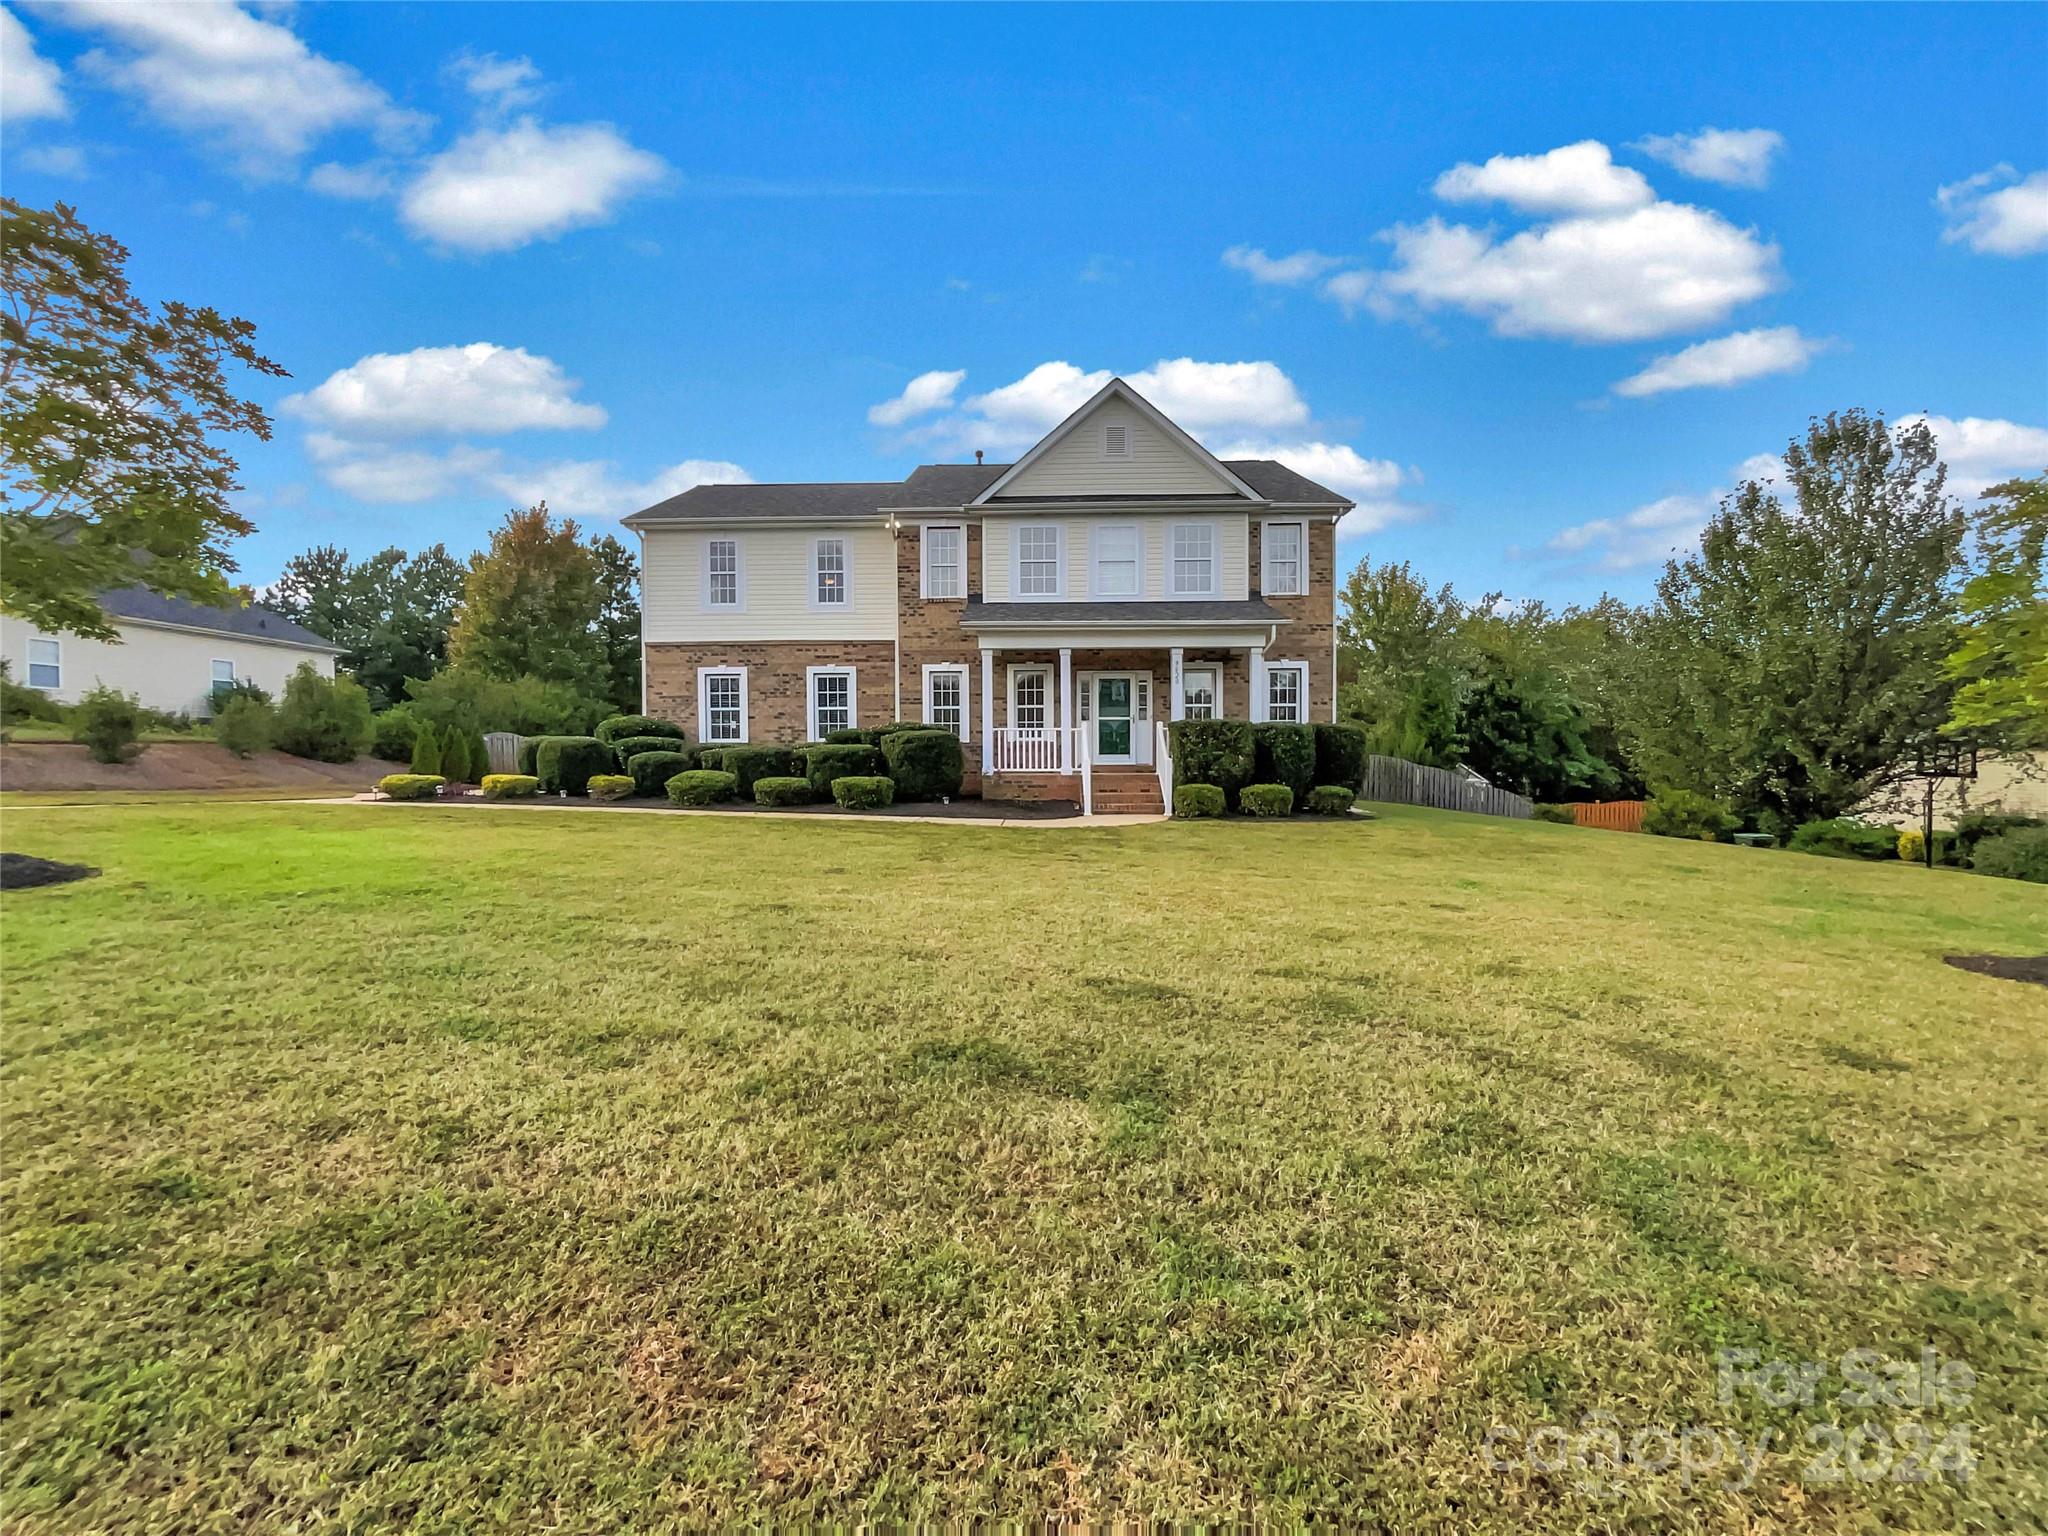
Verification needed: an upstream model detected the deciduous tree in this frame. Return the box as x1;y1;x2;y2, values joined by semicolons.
590;532;642;711
447;504;605;696
1945;473;2046;749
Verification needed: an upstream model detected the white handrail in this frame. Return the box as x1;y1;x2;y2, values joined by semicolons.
1154;720;1173;813
989;727;1062;774
1079;724;1093;815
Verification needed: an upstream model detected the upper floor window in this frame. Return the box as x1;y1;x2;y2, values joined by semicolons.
1266;662;1307;723
1263;521;1305;596
1171;523;1216;596
922;525;964;599
813;537;848;606
26;637;60;689
1104;421;1131;459
1092;524;1140;598
705;537;741;608
1016;524;1062;597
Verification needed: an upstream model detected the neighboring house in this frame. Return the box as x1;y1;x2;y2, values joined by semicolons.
623;378;1351;806
1;587;342;717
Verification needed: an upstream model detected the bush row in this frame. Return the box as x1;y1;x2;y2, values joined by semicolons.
1169;720;1365;804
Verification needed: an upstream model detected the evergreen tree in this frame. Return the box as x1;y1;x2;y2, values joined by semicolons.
410;720;442;776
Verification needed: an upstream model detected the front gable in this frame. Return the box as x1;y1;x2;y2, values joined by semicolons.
974;379;1259;504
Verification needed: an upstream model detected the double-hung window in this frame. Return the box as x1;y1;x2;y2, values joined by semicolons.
922;525;964;599
1015;524;1061;597
26;638;60;690
1262;521;1305;596
699;668;747;743
923;664;968;739
1182;666;1219;720
705;538;741;608
808;667;855;739
1092;524;1140;598
1265;662;1307;723
1171;523;1216;596
813;537;848;606
1011;666;1050;735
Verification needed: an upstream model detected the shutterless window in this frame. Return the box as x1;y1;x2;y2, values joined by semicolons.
1172;523;1215;595
1017;526;1061;596
211;659;235;686
1093;525;1139;597
26;638;59;689
1182;667;1218;720
706;539;739;606
925;667;966;738
923;525;963;598
1264;522;1304;596
812;670;852;736
1266;664;1305;723
814;538;848;605
1013;669;1049;733
705;672;744;742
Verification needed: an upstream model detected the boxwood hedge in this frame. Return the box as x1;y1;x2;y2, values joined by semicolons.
1173;783;1226;818
881;728;964;800
607;734;686;766
801;742;884;795
624;749;691;799
535;736;615;796
753;775;812;807
720;745;801;796
587;775;635;802
1169;719;1254;800
377;773;444;801
1304;785;1356;815
595;714;684;745
1312;722;1367;793
1252;723;1316;800
480;773;539;799
666;769;737;806
831;774;895;810
1240;782;1294;818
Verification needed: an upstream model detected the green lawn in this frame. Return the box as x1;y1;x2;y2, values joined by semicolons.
3;802;2044;1530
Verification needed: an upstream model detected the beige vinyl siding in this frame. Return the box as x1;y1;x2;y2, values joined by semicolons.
0;615;335;716
981;514;1250;602
640;525;895;642
994;403;1239;499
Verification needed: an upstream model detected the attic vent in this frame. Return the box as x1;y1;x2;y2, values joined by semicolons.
1104;422;1130;458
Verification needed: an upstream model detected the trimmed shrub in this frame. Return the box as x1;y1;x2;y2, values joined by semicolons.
517;736;544;776
409;721;443;776
1174;783;1225;819
625;749;691;798
823;726;877;746
1251;723;1316;801
1304;785;1356;815
1240;782;1294;818
1532;803;1577;825
607;734;681;766
1643;788;1741;842
587;774;635;802
371;705;420;762
882;728;965;801
666;769;737;806
1971;826;2048;883
1169;719;1254;800
1311;722;1368;793
274;664;374;763
451;728;486;783
721;745;802;797
801;742;884;796
535;736;615;796
595;714;685;746
1954;811;2046;865
481;773;539;799
1788;818;1898;860
753;775;812;807
377;773;444;801
831;774;895;811
696;747;727;772
405;668;609;739
214;693;274;758
73;684;143;764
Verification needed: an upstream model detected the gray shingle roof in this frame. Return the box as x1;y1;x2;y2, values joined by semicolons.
961;598;1287;626
897;458;1348;508
623;481;900;526
1227;459;1352;506
99;586;341;650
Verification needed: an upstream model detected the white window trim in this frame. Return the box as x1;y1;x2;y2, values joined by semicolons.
1181;664;1221;720
920;524;966;601
1260;518;1307;597
25;636;61;690
697;665;749;744
1011;521;1065;600
920;662;971;740
805;664;857;741
702;536;746;611
1169;520;1220;598
1264;659;1310;723
211;658;236;684
1006;663;1053;733
808;535;851;611
1103;420;1132;459
1089;521;1142;599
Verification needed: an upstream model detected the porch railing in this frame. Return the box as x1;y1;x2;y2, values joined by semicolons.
989;727;1069;774
1153;720;1173;813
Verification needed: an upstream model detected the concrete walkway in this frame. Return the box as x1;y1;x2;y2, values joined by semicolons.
298;795;1168;828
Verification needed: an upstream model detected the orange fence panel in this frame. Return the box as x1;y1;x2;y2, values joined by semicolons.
1570;800;1646;833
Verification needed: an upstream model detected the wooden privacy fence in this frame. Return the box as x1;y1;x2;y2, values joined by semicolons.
485;732;523;775
1570;800;1647;833
1360;756;1533;819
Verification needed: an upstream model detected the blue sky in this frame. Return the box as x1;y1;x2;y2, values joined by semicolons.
5;1;2045;605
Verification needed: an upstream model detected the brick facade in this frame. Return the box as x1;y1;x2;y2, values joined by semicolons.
645;640;896;745
1249;515;1336;722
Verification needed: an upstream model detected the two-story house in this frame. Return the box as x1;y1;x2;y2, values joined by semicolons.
623;378;1349;812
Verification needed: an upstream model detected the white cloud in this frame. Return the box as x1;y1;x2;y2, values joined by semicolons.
1613;326;1828;398
1432;140;1655;216
1893;414;2048;499
15;142;88;176
1126;358;1310;433
284;343;607;437
43;0;426;175
398;116;668;253
303;434;502;504
1221;245;1347;285
447;49;542;112
1936;165;2048;257
307;159;393;200
1634;128;1785;189
1549;452;1783;571
1;5;67;121
303;433;748;516
486;457;752;519
867;369;965;428
1212;439;1417;534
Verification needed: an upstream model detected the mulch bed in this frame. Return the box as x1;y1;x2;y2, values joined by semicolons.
423;793;1081;821
1944;954;2048;988
0;853;100;890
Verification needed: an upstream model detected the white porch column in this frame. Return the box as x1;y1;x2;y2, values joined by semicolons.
980;646;995;775
1168;647;1186;723
1057;647;1074;772
1248;647;1266;723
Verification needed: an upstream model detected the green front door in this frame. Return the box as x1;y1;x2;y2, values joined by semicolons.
1095;676;1132;759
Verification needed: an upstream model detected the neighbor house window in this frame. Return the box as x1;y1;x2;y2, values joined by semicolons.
1263;521;1305;596
1171;523;1216;595
705;538;741;608
1104;421;1131;458
1092;524;1140;598
923;664;967;739
808;667;854;738
813;538;848;606
1182;667;1218;720
922;525;964;599
1011;667;1049;733
26;638;60;690
699;668;747;743
1016;525;1061;597
212;659;236;688
1266;663;1306;723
